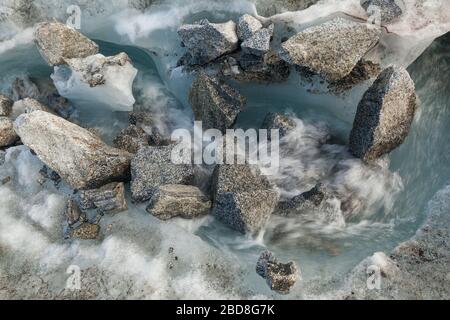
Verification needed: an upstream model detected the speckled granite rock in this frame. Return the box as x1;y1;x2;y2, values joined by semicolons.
261;112;297;139
361;0;405;24
256;251;299;294
131;145;195;202
147;184;211;220
212;164;279;234
34;20;99;66
178;19;239;65
14;111;132;190
0;117;19;147
0;95;13;117
69;223;100;240
77;182;128;214
237;14;263;41
350;65;416;161
113;125;149;154
241;27;272;57
65;199;87;226
280;17;380;81
189;72;246;132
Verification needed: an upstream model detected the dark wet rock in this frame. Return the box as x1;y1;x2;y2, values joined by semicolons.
361;0;404;24
261;112;297;139
131;145;195;202
278;183;327;213
189;72;246;132
77;182;128;214
113;125;149;154
38;165;62;187
256;251;299;294
0;95;13;117
69;223;100;240
212;164;279;234
65;199;87;226
178;19;239;65
129;112;170;146
0;117;19;147
328;59;381;93
35;20;99;66
241;27;272;57
146;184;211;220
14;110;132;190
350;65;416;161
237;14;263;41
280;17;380;81
10;76;40;101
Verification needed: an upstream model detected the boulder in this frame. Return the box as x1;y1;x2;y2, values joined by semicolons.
69;223;100;240
77;182;128;214
0;117;19;147
212;164;279;234
14;110;132;190
146;184;211;220
52;53;137;111
237;14;263;41
256;251;299;294
361;0;404;24
178;19;239;65
13;98;53;115
131;145;195;202
0;95;13;117
129;112;170;146
241;27;272;57
113;125;149;154
261;112;297;139
34;20;99;66
189;73;246;132
349;65;416;161
280;17;380;81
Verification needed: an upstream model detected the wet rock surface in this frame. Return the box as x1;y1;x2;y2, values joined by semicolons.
350;65;416;161
34;21;99;66
280;17;380;81
131;145;195;202
361;0;405;24
212;164;280;234
189;72;246;132
77;182;128;214
256;251;299;294
113;125;149;154
237;14;263;41
0;95;13;117
14;110;132;190
261;112;297;139
147;184;211;220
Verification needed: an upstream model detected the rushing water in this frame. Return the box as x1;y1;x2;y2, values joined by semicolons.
0;1;449;299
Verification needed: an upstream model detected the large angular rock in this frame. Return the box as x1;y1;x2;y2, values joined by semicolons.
212;164;279;234
77;182;128;214
14;111;132;190
0;95;13;117
280;17;380;81
131;145;195;202
256;251;299;294
34;21;99;66
146;184;211;220
237;14;263;41
189;73;246;132
241;28;272;57
113;125;149;154
52;53;137;111
361;0;404;24
0;117;19;147
261;112;297;139
178;19;239;65
350;65;416;161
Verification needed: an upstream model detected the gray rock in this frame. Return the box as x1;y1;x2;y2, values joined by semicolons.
278;183;327;213
65;199;87;226
189;73;246;133
128;112;170;146
350;65;416;161
178;19;239;65
212;164;280;234
13;98;53;115
361;0;404;24
77;182;128;214
131;145;195;202
241;27;272;57
328;59;381;93
237;14;263;41
261;112;297;139
0;95;13;117
256;0;320;16
113;125;149;154
10;76;40;101
14;110;132;190
146;184;211;220
256;251;299;294
280;17;380;81
38;165;62;187
0;117;19;147
35;20;99;66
